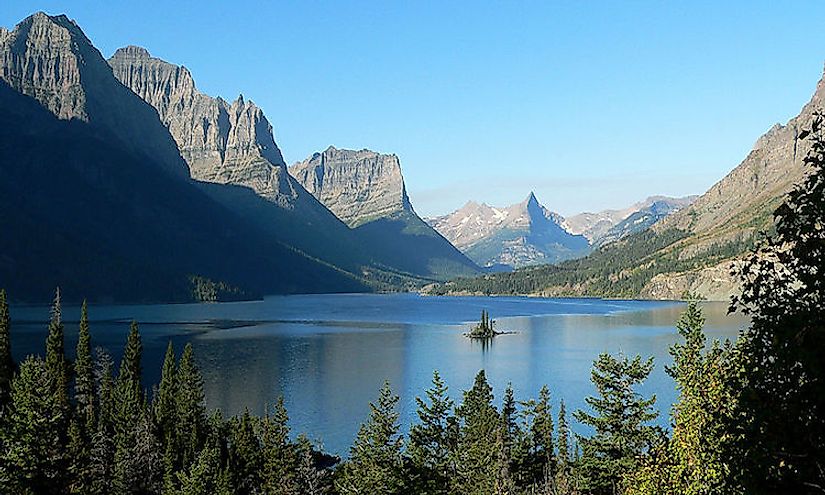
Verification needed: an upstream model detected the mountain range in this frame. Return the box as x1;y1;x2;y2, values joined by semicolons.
0;12;478;302
1;11;809;303
427;193;590;268
428;68;822;300
428;194;694;270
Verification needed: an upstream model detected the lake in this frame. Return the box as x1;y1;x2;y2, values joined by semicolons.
8;293;748;456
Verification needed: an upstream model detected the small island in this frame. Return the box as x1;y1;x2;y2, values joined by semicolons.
466;310;507;339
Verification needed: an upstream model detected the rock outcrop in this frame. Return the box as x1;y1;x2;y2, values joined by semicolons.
290;147;480;279
429;192;590;268
290;147;413;227
108;46;297;205
0;13;188;178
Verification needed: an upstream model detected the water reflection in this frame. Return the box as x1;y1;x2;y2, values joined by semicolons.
9;295;746;456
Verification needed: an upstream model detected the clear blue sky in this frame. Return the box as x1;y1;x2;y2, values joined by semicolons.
4;2;825;217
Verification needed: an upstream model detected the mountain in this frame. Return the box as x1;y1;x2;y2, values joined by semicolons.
428;193;590;268
429;70;824;300
108;46;297;204
563;195;696;244
593;196;696;247
290;147;479;279
0;12;365;302
107;46;394;280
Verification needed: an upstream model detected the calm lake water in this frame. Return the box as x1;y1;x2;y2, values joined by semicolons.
8;293;747;456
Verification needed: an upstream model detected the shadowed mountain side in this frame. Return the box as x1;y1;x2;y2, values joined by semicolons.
0;81;367;303
354;211;480;281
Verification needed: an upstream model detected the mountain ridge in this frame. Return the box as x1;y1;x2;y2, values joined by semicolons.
428;192;590;268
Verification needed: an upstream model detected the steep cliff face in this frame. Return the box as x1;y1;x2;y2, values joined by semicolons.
428;193;590;268
0;13;188;178
290;147;413;227
290;147;480;279
108;46;297;205
0;13;367;302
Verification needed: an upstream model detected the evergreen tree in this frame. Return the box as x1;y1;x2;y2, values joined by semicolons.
295;435;331;495
112;323;148;494
515;385;553;489
119;321;143;396
261;397;299;494
557;399;570;469
44;288;69;414
229;409;263;493
0;356;67;494
408;370;456;494
336;381;406;495
728;112;825;493
67;416;93;494
0;289;14;408
74;301;96;434
454;370;506;494
176;343;206;468
662;302;738;494
88;348;115;495
574;353;659;495
175;440;232;495
154;341;178;460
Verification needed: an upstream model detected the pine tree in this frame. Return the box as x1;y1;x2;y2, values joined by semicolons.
88;348;115;495
74;301;96;434
230;409;263;493
408;370;456;494
557;399;570;469
154;341;178;460
336;381;406;495
0;356;67;494
574;353;659;495
119;321;143;396
176;343;206;468
175;440;232;495
0;289;14;408
112;322;147;494
262;397;299;494
295;435;331;495
67;416;93;494
44;288;69;412
663;302;737;494
454;370;506;494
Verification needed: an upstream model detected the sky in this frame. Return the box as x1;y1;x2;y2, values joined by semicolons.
3;2;825;217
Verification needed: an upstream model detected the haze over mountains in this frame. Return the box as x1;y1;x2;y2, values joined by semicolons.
428;193;590;268
429;193;694;269
430;67;824;300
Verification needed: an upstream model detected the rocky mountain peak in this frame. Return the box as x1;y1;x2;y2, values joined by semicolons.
289;147;413;227
1;12;188;178
428;193;590;268
108;46;297;204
